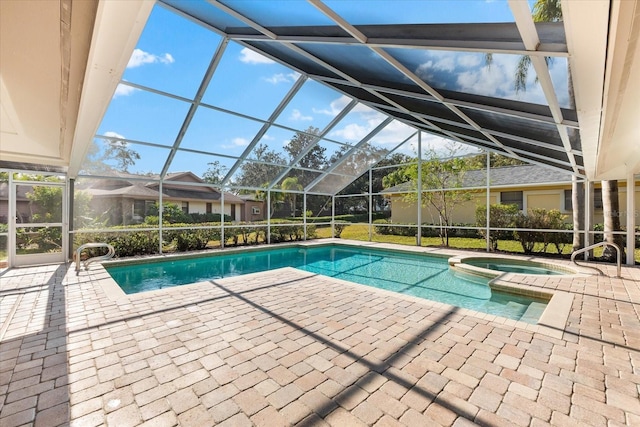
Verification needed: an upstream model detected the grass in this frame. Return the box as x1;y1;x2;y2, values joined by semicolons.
316;224;640;262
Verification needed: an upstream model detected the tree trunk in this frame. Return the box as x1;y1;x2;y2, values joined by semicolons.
601;180;626;261
571;178;585;252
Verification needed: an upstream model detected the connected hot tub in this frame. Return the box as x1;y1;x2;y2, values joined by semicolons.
449;256;577;277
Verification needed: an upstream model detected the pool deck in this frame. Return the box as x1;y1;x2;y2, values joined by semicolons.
1;240;639;426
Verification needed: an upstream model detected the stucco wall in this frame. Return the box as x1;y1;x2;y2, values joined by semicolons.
389;185;640;226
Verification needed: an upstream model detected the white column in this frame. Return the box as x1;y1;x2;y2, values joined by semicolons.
626;172;636;265
159;182;163;254
303;192;307;241
331;196;335;238
368;168;373;242
8;172;15;267
220;190;225;249
416;132;422;246
486;151;491;252
267;191;271;244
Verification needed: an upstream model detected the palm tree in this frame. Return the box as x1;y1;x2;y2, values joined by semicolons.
255;184;284;218
487;0;590;252
281;176;303;217
601;181;625;261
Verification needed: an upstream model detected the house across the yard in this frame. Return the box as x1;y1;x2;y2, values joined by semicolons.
383;164;640;225
80;171;259;225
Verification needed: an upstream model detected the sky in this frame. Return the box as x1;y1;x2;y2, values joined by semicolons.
89;0;565;188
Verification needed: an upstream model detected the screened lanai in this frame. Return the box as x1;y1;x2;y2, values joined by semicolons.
4;2;640;427
1;0;639;267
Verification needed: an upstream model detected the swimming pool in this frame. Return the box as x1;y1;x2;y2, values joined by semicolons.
105;245;548;323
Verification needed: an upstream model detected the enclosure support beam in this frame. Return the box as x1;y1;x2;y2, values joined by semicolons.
332;196;336;238
369;169;373;242
486;151;491;252
221;190;225;249
303;192;307;241
68;178;75;260
159;182;164;255
626;171;636;265
267;191;271;245
416;133;422;246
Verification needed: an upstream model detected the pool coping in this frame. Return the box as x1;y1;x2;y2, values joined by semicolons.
85;239;587;339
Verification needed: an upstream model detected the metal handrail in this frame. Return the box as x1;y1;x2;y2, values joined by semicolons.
571;241;621;278
75;243;115;272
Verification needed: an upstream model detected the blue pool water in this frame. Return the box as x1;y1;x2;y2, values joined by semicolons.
464;260;566;275
106;245;547;323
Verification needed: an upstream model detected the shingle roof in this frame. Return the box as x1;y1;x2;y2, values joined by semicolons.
382;164;573;193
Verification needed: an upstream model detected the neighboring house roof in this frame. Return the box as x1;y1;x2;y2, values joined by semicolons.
81;172;244;204
238;194;262;202
382;164;574;194
87;183;160;198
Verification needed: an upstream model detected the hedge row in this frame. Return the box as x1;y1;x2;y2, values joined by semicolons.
373;219;480;239
74;220;317;258
286;212;388;224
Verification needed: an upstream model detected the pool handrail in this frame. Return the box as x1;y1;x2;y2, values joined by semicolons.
75;243;115;272
571;241;621;278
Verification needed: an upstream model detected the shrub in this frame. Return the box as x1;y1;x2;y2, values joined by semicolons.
333;221;349;238
75;226;161;258
373;219;416;236
514;208;567;254
172;228;221;251
189;213;232;223
476;204;519;251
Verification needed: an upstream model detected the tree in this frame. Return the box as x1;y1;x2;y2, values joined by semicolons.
236;143;287;188
202;161;228;185
26;185;63;223
601;181;626;261
327;143;388;214
281;176;303;217
488;0;589;253
81;139;141;174
103;140;140;173
467;153;527;169
255;185;284;218
389;147;475;246
284;127;327;171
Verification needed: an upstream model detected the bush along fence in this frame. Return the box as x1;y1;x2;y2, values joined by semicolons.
73;219;317;258
375;205;575;254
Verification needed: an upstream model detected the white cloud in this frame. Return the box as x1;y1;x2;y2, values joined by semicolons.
331;123;368;142
264;72;299;84
313;95;351;116
232;137;249;146
104;131;126;140
127;48;174;68
239;48;274;64
290;109;312;121
113;84;138;98
221;137;250;150
457;54;482;68
264;74;289;84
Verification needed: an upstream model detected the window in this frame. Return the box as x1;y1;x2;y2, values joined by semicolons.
252;206;261;215
134;200;154;219
181;201;189;213
500;191;523;210
133;200;146;218
564;188;603;210
206;202;212;214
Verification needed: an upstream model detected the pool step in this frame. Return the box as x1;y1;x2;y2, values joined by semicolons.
520;301;547;324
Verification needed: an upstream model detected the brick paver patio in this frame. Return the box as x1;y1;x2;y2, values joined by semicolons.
1;241;639;426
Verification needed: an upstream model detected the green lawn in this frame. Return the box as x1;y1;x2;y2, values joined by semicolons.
316;224;640;262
